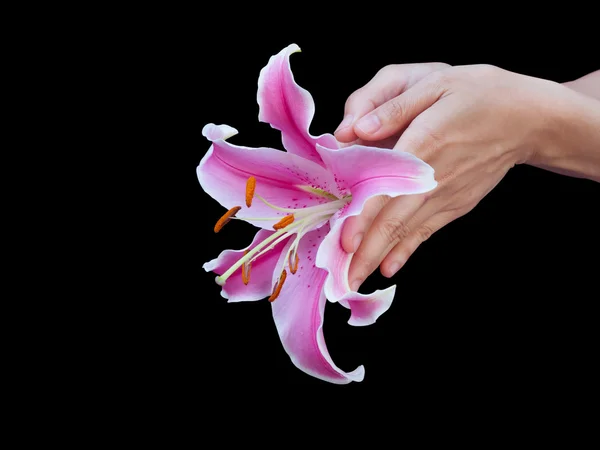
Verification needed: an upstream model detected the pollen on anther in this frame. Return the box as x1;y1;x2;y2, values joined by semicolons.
214;206;241;233
268;270;287;302
289;251;299;274
273;214;294;230
245;176;256;208
242;250;251;285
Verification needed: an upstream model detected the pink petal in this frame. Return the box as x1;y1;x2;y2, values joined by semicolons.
203;229;290;302
316;220;396;326
271;227;364;384
315;144;437;324
198;124;339;229
317;144;437;218
257;44;339;166
339;289;396;326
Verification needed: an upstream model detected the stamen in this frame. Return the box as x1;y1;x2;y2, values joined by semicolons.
214;196;353;286
288;249;299;274
255;195;298;213
214;206;242;233
216;218;305;284
245;176;256;208
268;270;287;302
241;250;251;285
273;214;295;230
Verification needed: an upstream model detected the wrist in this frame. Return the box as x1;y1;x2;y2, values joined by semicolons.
526;83;600;182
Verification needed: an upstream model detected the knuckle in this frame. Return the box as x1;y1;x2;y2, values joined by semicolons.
417;224;435;243
373;194;391;211
473;63;500;75
454;202;476;217
345;88;377;113
382;98;405;122
344;89;362;110
426;68;450;87
429;62;451;70
376;64;398;78
377;217;411;244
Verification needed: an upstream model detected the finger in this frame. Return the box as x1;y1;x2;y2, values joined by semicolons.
348;194;427;290
391;100;452;161
335;63;449;142
338;135;400;149
352;71;449;142
380;212;455;278
341;195;390;253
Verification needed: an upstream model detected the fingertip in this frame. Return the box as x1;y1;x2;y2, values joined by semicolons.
348;259;365;291
350;278;363;292
334;114;356;140
334;126;358;143
341;221;358;253
338;139;359;148
380;259;404;278
355;114;381;136
353;115;389;141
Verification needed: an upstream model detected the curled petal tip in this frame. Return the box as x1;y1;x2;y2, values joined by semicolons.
202;123;238;142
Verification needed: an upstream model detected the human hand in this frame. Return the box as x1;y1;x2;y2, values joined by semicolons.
334;63;567;289
335;63;449;149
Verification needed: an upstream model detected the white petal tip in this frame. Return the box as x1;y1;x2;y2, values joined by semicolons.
220;289;229;300
348;317;373;327
287;43;301;54
202;123;238;142
349;365;366;382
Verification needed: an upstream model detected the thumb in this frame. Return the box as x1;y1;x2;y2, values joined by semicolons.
352;72;448;141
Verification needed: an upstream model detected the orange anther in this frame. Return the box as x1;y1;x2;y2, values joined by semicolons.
214;206;242;233
245;176;256;208
273;214;295;230
288;250;299;274
242;250;251;285
268;270;287;302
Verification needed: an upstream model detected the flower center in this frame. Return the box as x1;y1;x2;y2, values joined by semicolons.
212;176;351;300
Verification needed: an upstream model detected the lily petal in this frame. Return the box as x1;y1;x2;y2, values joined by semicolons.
315;144;437;322
203;229;290;302
317;143;437;214
198;124;339;229
316;222;396;326
339;288;396;327
202;123;238;141
257;44;338;166
271;227;364;384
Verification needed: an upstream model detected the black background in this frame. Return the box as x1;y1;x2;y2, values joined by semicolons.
153;17;599;398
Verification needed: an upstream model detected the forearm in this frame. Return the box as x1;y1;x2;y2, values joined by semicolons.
563;70;600;101
526;84;600;183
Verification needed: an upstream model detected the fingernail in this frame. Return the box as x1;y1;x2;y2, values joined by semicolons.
350;278;363;291
355;114;381;134
352;233;363;253
388;261;402;277
335;114;354;133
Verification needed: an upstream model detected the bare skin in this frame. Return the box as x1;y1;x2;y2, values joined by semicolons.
334;65;600;290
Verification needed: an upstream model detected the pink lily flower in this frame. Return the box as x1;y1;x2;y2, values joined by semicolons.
198;44;437;384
